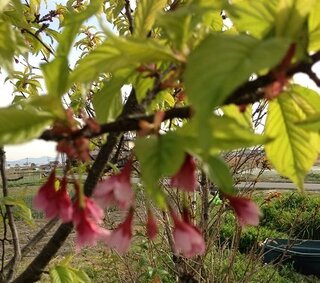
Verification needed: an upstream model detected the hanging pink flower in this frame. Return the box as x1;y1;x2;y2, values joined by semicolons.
33;171;73;222
225;194;262;227
73;196;108;250
146;210;158;240
170;154;198;192
55;176;73;222
33;170;57;217
171;210;205;258
104;208;134;254
93;160;133;209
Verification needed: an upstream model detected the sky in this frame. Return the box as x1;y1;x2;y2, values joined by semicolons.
1;2;320;161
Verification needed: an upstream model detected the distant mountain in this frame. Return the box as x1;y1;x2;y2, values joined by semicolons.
6;156;56;166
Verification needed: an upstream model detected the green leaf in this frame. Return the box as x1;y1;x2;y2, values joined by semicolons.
69;269;91;283
41;57;69;98
275;0;316;39
92;71;129;123
29;95;66;120
71;37;178;84
288;84;320;114
0;107;53;145
0;20;16;72
50;266;74;283
221;104;252;128
203;155;235;195
157;8;193;51
134;74;155;103
3;196;35;226
308;1;320;51
184;34;289;112
0;0;10;12
297;113;320;132
134;134;185;206
265;93;319;190
178;115;269;156
41;0;101;97
226;0;277;39
134;0;167;37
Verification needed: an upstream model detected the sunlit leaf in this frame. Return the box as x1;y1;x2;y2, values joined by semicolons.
134;0;167;37
0;20;16;72
275;0;316;39
50;266;74;283
297;113;320;132
3;196;35;226
226;0;277;38
308;0;320;51
265;93;318;190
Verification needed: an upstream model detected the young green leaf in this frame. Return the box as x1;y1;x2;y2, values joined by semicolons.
265;93;319;191
0;20;16;72
275;0;316;39
184;34;289;112
308;0;320;51
297;113;320;132
226;0;277;39
49;266;74;283
0;107;53;146
134;0;167;37
3;196;35;226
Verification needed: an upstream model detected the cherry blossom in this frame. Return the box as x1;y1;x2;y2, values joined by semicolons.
104;208;134;254
225;194;262;227
171;211;205;258
33;171;73;222
146;210;158;240
170;154;198;192
73;196;108;249
93;160;133;209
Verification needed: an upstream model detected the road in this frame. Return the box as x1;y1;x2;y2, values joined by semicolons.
236;182;320;191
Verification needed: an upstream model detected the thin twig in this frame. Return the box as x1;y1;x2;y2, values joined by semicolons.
0;148;21;283
124;0;134;34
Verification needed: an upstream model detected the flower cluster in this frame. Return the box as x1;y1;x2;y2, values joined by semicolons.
33;152;262;258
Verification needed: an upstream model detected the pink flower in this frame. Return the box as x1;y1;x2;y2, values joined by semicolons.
225;194;262;227
170;154;198;192
55;176;73;222
73;197;108;250
104;208;134;254
93;161;133;209
171;211;205;258
33;171;73;222
146;210;158;240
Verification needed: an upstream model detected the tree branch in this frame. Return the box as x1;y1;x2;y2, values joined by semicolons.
38;51;320;143
0;148;21;283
